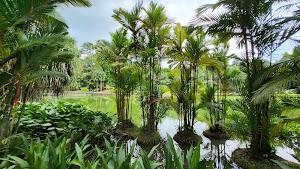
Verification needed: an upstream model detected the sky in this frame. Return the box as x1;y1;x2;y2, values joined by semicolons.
58;0;298;62
58;0;214;45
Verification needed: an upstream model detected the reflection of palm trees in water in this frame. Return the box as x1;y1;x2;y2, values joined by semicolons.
123;140;165;162
203;139;232;169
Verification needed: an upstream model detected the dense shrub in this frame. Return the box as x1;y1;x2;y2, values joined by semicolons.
17;101;112;140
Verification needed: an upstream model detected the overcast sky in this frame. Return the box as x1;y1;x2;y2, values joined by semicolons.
58;0;298;61
58;0;215;45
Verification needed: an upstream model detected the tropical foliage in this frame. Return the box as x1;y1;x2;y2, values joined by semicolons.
0;135;212;169
16;102;111;140
0;0;300;168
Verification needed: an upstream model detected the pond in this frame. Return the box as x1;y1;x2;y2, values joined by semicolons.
48;94;300;168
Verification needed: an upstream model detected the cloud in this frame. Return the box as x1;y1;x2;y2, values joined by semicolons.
59;0;297;61
58;0;136;47
58;0;216;47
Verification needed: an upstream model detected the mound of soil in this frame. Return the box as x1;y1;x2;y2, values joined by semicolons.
203;128;230;140
134;128;161;146
173;129;201;145
231;148;300;169
113;120;137;140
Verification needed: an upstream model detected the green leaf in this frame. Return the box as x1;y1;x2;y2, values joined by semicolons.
75;143;84;166
42;123;52;127
7;155;29;168
147;144;159;158
271;159;292;169
191;142;201;169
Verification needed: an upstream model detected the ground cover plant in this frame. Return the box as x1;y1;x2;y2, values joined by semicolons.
0;135;213;169
16;101;112;141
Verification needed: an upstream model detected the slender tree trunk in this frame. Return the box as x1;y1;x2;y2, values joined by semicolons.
14;85;30;134
192;65;197;130
250;37;257;74
149;56;155;131
0;83;15;141
243;29;252;93
206;67;209;86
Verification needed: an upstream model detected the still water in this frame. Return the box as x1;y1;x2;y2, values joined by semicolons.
49;95;300;168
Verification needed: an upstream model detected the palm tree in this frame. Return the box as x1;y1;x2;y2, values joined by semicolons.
0;0;91;67
0;0;91;141
167;23;189;130
184;31;223;130
0;20;78;141
253;45;300;103
97;29;130;123
112;2;147;125
168;25;222;132
140;2;171;132
193;0;297;156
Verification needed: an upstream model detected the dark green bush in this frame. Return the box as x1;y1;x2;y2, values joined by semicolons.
17;101;112;141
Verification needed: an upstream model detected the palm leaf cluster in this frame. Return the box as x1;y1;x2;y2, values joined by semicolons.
193;0;300;157
0;0;91;141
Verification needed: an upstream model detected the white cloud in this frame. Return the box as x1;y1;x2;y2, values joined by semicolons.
59;0;297;61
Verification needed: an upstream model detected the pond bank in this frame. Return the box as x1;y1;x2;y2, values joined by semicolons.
232;148;300;169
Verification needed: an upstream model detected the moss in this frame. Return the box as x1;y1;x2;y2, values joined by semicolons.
231;148;300;169
173;129;201;145
203;128;230;140
113;120;137;140
131;127;161;146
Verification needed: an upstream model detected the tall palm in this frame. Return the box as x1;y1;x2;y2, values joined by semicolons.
112;2;147;124
97;29;130;123
167;23;191;130
141;2;171;131
194;0;295;156
184;32;223;129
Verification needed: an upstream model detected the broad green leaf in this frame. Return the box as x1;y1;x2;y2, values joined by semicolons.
7;155;29;168
271;159;292;169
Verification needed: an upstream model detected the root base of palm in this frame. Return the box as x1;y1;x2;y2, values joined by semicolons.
113;120;137;140
132;127;161;146
173;129;201;145
232;148;300;169
203;128;230;140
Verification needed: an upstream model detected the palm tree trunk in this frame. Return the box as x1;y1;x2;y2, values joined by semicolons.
0;83;15;141
149;56;155;131
243;29;252;93
14;86;30;134
192;65;197;129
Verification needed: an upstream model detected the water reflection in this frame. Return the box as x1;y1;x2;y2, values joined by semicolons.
120;116;299;169
157;117;247;168
51;95;300;168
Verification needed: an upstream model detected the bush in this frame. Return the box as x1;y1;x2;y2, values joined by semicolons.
80;87;89;92
17;101;112;141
